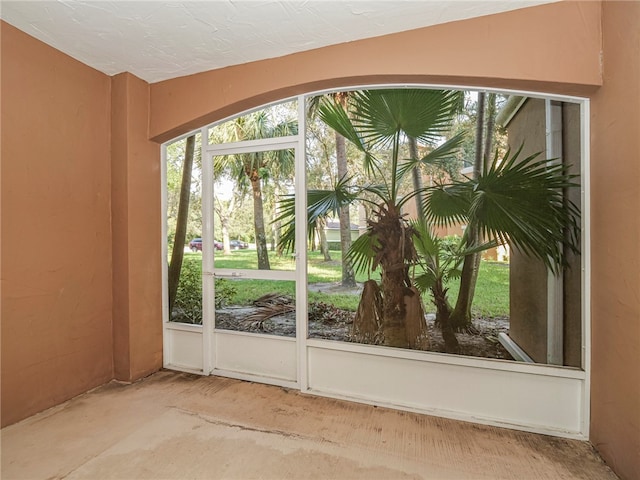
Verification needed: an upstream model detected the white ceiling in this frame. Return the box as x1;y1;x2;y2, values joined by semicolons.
1;1;556;84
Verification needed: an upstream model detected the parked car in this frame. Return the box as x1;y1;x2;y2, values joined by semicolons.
229;239;249;250
189;238;222;251
189;238;202;252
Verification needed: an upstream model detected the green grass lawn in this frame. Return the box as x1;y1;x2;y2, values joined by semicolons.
185;249;509;318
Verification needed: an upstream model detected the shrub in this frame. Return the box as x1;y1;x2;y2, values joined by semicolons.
173;257;202;323
173;258;237;324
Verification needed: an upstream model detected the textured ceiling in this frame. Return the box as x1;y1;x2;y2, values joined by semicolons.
1;1;556;83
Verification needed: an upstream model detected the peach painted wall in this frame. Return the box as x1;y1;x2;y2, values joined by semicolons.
111;72;163;382
589;3;640;480
147;2;638;478
1;23;113;426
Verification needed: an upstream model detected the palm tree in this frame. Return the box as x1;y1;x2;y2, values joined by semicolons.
419;146;580;351
281;88;465;348
308;93;356;287
212;109;297;269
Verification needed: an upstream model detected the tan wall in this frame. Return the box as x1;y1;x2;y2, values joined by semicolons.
589;3;640;480
562;103;583;369
505;99;549;363
1;23;113;426
505;99;583;368
111;73;163;381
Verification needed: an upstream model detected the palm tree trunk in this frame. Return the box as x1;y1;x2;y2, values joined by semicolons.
431;279;460;353
484;93;496;163
317;216;332;261
374;204;425;348
409;136;425;219
450;92;486;330
336;131;356;287
168;135;195;316
250;176;271;270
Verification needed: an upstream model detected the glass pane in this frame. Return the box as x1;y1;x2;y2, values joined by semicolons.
167;134;204;324
212;148;296;271
214;278;296;337
208;100;298;145
304;89;582;367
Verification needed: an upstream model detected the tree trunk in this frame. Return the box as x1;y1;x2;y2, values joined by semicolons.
317;216;332;261
352;279;383;344
250;175;271;270
220;217;231;254
372;204;422;348
215;198;233;255
449;239;480;330
168;135;195;316
408;136;425;219
450;92;486;330
336;131;356;287
273;219;283;257
404;286;429;350
431;279;460;353
483;93;496;163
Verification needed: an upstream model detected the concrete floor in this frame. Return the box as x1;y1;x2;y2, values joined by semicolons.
2;370;617;480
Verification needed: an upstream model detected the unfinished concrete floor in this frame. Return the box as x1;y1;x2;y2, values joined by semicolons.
2;370;617;480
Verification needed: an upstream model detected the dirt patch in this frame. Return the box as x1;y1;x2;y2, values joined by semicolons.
215;284;513;361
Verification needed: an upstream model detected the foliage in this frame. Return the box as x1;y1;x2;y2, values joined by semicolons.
172;257;238;324
215;279;238;308
278;88;465;349
277;88;580;352
423;146;580;272
166;135;203;247
172;256;203;323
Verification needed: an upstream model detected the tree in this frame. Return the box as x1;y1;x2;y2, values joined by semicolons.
212;109;297;269
168;134;196;315
309;93;357;286
166;137;202;246
449;92;500;330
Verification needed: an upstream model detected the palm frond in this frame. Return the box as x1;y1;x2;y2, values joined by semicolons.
274;176;360;253
346;232;378;276
422;182;472;228
349;89;463;149
398;132;467;180
317;97;367;154
452;147;581;271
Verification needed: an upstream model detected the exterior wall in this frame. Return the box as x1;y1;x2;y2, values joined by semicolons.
589;3;640;480
505;99;549;363
562;103;583;368
0;23;113;426
504;99;582;368
325;228;359;243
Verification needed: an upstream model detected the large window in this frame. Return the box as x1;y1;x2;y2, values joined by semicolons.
165;89;585;369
